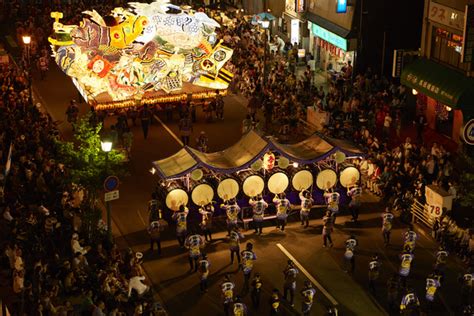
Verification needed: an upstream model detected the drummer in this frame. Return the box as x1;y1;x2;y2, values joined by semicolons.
172;204;189;249
221;198;241;236
323;189;340;224
299;190;313;228
273;193;291;231
347;182;363;222
199;202;214;242
148;192;160;223
249;194;268;235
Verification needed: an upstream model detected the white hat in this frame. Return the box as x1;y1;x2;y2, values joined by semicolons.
135;252;143;260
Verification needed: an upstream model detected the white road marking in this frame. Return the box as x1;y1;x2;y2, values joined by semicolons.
137;209;147;227
276;243;339;306
153;114;184;146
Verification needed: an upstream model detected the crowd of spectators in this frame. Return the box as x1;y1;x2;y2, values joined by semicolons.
0;64;165;316
0;1;167;311
0;1;471;314
217;9;473;266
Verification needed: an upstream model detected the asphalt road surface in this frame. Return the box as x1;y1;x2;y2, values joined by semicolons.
32;63;468;316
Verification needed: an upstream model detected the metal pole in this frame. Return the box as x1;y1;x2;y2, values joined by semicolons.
26;44;33;106
357;0;364;74
263;28;268;89
381;30;387;76
105;151;112;242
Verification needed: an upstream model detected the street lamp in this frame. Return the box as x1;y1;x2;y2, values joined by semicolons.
259;17;270;89
101;139;113;242
101;140;113;153
22;36;31;45
22;35;33;106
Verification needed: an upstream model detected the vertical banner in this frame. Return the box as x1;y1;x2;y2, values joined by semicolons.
336;0;347;13
296;0;305;13
4;143;12;177
291;19;300;45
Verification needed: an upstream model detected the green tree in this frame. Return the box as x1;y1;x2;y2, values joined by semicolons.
55;113;128;237
458;152;474;208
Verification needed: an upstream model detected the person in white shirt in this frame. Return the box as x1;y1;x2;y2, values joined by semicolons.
276;35;285;53
3;208;13;222
128;275;149;297
383;113;392;140
71;233;89;255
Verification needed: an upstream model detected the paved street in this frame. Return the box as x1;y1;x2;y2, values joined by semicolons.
32;63;467;316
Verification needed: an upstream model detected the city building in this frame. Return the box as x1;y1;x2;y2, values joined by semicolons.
401;0;474;145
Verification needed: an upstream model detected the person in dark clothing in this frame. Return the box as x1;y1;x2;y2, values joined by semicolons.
250;273;262;309
140;105;152;139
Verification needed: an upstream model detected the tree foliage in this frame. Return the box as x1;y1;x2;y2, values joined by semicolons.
457;151;474;207
55;113;127;196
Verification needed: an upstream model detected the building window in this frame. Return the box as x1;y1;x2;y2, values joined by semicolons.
430;27;469;72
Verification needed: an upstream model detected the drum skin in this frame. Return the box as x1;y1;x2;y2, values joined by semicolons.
242;175;264;197
166;188;189;211
217;178;239;200
191;183;214;206
267;171;289;194
316;169;337;190
340;166;360;188
291;169;313;191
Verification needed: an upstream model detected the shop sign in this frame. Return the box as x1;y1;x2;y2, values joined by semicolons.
404;73;455;103
428;1;465;31
312;24;347;51
461;4;474;63
291;19;300;45
392;49;405;78
336;0;347;13
463;118;474;145
296;0;305;13
285;0;296;16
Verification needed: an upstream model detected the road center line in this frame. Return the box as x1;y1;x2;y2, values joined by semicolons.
137;209;147;228
153;114;184;146
276;243;338;306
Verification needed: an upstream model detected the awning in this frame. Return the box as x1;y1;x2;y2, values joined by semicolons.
323;136;365;156
152;148;198;179
304;12;352;38
153;131;365;179
401;58;474;117
268;134;336;164
186;130;270;173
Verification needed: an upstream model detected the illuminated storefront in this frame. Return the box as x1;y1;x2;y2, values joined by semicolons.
402;1;474;145
305;0;357;78
309;23;355;74
279;0;308;48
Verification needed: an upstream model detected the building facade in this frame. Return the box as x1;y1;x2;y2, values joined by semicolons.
305;0;358;75
401;0;474;145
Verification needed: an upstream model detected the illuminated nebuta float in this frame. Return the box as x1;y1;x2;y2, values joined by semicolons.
48;0;234;110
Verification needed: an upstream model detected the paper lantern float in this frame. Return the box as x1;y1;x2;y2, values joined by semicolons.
48;0;234;107
263;152;275;170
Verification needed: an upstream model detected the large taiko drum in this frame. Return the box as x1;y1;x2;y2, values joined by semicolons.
316;169;337;190
162;181;188;211
217;176;240;201
238;170;264;197
190;179;215;206
267;169;289;194
339;163;361;188
290;169;314;191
